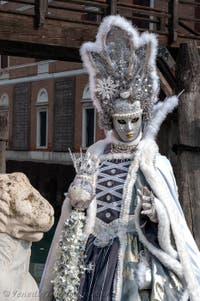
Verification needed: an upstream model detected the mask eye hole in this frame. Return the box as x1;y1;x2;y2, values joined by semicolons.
131;117;139;123
117;119;126;125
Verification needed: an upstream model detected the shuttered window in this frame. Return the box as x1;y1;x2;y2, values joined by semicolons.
12;83;31;150
53;77;74;151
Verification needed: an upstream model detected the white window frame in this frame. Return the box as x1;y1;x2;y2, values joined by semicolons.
36;108;48;149
81;83;96;149
36;89;48;149
0;93;9;110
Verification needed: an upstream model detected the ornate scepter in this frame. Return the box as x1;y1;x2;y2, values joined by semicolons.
52;150;97;301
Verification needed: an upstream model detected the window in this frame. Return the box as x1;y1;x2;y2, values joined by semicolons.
81;6;101;22
81;84;96;148
0;93;9;145
37;109;48;148
82;107;96;148
36;89;48;149
0;93;9;110
0;55;9;69
53;77;74;151
12;83;31;150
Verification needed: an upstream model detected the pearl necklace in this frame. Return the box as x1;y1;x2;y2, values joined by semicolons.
111;142;137;154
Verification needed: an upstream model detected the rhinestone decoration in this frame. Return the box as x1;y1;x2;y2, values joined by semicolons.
82;22;159;130
107;180;113;187
69;149;98;176
105;212;111;218
111;143;137;154
96;77;119;100
52;210;93;301
112;100;142;116
111;169;116;174
106;194;112;201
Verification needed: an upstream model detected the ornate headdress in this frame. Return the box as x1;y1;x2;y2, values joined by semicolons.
80;15;160;130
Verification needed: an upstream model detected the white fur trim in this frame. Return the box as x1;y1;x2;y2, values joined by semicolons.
139;31;159;101
80;15;140;112
135;196;183;279
87;138;109;157
144;95;179;139
96;15;140;50
80;15;159;112
85;197;97;235
154;197;178;259
80;41;101;112
138;138;200;301
180;290;189;301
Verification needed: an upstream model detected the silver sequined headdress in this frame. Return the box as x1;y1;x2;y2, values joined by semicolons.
80;15;160;130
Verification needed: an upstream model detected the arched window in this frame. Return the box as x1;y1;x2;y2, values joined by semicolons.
36;88;48;105
81;84;96;148
36;89;48;148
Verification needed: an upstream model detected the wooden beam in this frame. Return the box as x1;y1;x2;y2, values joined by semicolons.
109;0;117;15
168;0;179;45
0;11;97;61
157;47;176;94
0;40;81;62
180;0;200;7
0;12;97;47
157;70;173;96
158;47;176;69
157;59;177;92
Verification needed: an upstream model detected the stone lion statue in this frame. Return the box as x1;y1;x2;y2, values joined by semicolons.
0;172;54;301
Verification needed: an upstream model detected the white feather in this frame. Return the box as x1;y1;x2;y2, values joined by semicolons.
144;95;179;139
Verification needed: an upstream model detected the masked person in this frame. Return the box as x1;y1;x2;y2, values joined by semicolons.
40;16;200;301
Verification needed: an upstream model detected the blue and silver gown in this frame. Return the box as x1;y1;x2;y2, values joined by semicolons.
78;154;183;301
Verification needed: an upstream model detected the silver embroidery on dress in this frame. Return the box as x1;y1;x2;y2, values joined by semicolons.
96;160;131;223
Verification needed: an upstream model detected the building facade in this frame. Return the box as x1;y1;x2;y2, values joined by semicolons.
0;56;105;282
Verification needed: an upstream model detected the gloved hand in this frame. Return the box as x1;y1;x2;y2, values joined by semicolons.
137;186;158;223
68;176;95;210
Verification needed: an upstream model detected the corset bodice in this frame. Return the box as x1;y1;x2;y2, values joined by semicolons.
96;159;131;224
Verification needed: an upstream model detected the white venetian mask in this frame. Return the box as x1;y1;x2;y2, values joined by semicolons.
112;100;143;143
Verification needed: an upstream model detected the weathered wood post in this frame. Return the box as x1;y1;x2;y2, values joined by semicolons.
34;0;48;28
0;113;8;173
176;41;200;248
109;0;117;15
